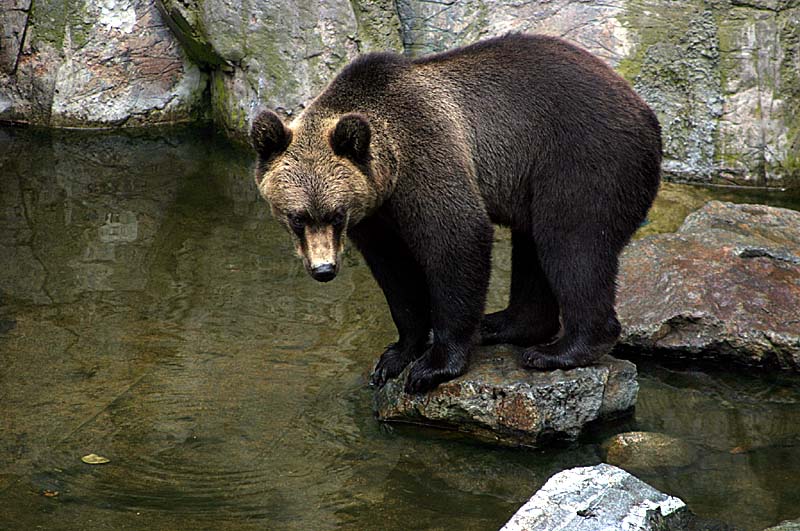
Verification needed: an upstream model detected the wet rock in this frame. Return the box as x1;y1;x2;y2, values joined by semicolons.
618;201;800;370
0;0;205;127
499;463;689;531
374;347;638;447
764;519;800;531
604;431;697;474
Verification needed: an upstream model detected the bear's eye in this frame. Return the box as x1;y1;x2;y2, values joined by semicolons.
287;213;307;234
329;209;346;228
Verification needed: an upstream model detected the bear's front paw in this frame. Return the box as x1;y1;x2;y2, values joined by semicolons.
404;345;468;394
370;343;415;388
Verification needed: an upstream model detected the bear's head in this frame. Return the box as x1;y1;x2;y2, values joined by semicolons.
251;109;385;282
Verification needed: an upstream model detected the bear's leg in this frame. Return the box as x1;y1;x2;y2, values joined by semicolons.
403;217;493;394
481;230;560;346
521;242;621;370
349;219;432;387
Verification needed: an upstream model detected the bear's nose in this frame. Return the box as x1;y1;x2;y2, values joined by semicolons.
310;263;336;282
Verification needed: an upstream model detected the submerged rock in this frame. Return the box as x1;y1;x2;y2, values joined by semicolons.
499;463;689;531
618;201;800;371
604;431;697;474
374;347;637;447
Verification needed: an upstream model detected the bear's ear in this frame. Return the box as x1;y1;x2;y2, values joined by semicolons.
330;113;371;164
251;110;292;160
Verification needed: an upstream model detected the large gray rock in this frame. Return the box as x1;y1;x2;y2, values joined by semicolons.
396;0;800;187
374;348;638;447
499;463;689;531
148;0;799;186
2;0;797;186
156;0;403;141
618;200;800;370
0;0;205;127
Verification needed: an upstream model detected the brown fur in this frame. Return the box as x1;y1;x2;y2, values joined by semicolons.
251;34;662;393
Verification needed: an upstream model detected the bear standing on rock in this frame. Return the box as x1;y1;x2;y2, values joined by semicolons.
250;34;662;394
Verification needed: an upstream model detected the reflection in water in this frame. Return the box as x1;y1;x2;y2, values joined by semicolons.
1;126;799;531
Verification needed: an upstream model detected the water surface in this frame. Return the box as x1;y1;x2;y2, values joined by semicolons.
1;126;798;530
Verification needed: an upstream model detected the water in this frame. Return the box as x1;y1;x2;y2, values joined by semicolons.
1;125;798;531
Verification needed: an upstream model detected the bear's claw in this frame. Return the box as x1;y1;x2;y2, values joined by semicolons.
370;343;414;388
403;346;468;394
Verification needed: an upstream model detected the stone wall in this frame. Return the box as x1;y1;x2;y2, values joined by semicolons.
1;0;798;187
0;0;205;127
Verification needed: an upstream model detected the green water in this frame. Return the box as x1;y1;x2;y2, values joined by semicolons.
0;126;798;531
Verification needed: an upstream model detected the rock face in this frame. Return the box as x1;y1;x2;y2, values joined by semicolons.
396;0;800;187
374;347;638;447
499;463;689;531
155;0;403;140
0;0;205;127
2;1;798;186
618;200;800;370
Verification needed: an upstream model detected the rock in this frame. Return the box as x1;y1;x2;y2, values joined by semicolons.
604;431;697;474
626;7;723;183
152;0;798;186
618;200;800;370
764;519;800;531
0;0;30;75
0;0;205;127
374;347;638;447
2;1;798;186
396;0;632;66
156;0;403;140
396;0;800;187
499;463;689;531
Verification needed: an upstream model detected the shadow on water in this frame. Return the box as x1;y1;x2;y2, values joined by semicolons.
0;125;798;530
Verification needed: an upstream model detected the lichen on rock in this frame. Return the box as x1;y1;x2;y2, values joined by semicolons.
0;0;206;127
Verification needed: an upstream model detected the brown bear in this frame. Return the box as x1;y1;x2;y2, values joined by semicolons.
250;33;661;394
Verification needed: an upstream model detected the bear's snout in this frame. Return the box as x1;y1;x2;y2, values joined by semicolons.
310;263;337;282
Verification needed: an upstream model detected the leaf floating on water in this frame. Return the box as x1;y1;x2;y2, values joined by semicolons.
81;453;110;465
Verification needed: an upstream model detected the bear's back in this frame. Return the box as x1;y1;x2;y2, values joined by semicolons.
311;34;661;228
